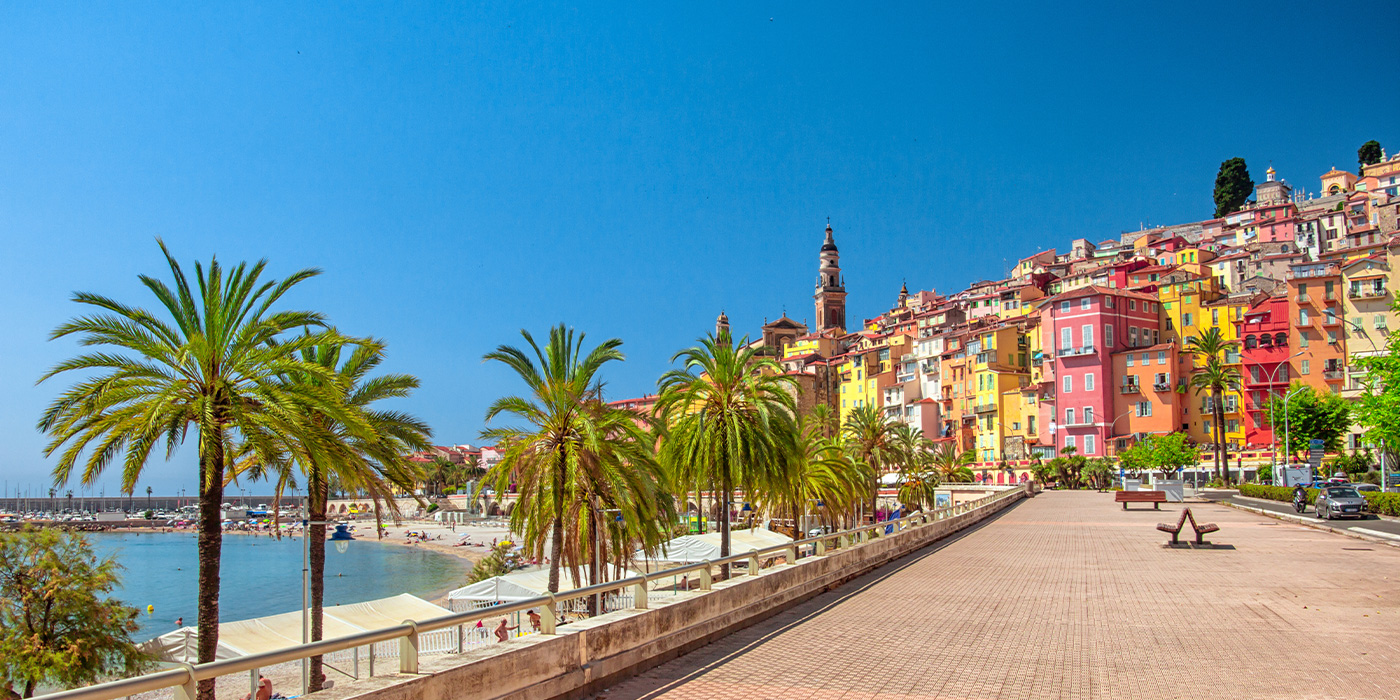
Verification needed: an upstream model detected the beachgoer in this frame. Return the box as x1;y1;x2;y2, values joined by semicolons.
175;617;183;627
239;675;272;700
527;609;541;632
494;618;518;642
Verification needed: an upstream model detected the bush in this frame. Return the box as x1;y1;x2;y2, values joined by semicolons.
1238;483;1400;515
1366;492;1400;516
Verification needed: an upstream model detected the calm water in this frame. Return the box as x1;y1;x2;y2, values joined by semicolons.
90;532;470;640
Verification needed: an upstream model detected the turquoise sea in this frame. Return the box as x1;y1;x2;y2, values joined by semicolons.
90;531;470;640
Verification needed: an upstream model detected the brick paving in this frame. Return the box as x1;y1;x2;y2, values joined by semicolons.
595;491;1400;700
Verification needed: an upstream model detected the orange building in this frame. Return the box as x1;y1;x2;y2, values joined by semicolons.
1286;261;1347;394
1110;343;1184;454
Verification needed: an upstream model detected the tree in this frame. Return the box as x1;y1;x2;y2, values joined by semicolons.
842;405;898;523
929;442;975;483
466;542;522;584
1351;313;1400;470
1049;446;1087;488
761;409;866;537
1081;458;1115;490
0;528;149;697
657;332;798;579
235;337;430;691
1187;328;1241;482
1359;140;1384;169
37;243;341;700
1117;433;1197;480
1213;157;1253;218
1265;383;1352;460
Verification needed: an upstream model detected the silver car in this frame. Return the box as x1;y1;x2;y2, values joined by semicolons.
1315;486;1368;520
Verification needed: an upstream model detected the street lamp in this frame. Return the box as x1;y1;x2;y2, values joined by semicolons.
1281;385;1307;482
302;520;354;693
1265;351;1306;485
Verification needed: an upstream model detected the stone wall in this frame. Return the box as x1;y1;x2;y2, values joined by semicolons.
318;488;1026;700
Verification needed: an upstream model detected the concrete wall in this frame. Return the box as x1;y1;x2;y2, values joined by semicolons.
319;488;1027;700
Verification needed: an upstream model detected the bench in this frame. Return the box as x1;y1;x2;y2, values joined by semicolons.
1115;490;1167;510
1157;509;1189;544
1185;509;1219;544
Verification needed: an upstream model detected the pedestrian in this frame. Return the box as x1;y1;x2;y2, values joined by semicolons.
526;609;541;632
494;617;518;642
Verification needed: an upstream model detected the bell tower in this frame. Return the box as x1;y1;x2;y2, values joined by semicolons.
814;222;847;334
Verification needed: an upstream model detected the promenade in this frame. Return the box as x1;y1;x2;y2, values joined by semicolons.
596;491;1400;700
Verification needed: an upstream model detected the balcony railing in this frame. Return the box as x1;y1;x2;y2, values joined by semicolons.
1152;382;1172;392
1119;383;1141;394
1057;345;1096;358
973;403;998;414
1323;369;1345;380
1296;293;1311;303
1349;287;1388;299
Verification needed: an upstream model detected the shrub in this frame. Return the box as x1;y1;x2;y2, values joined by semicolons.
1365;492;1400;516
1238;482;1400;515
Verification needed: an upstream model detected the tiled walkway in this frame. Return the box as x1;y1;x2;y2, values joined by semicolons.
596;491;1400;700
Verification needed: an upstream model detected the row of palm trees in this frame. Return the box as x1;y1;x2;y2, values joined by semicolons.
38;245;430;698
477;326;983;596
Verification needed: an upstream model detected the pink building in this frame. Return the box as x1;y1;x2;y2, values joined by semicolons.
1046;286;1161;457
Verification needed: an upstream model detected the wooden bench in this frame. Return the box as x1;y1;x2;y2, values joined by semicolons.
1157;509;1189;544
1185;509;1219;544
1115;490;1167;510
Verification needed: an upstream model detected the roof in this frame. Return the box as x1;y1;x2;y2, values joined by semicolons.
1048;285;1159;303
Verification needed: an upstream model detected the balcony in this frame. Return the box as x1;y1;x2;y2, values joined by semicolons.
1323;369;1345;380
1322;315;1341;327
1296;293;1312;304
1152;381;1172;392
1057;345;1097;358
1350;287;1389;299
1119;383;1141;394
973;403;998;414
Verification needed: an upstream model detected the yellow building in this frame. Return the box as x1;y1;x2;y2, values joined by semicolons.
967;324;1032;462
1160;273;1250;449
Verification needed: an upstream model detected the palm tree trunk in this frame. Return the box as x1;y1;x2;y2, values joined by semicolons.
587;497;599;616
195;425;226;700
1214;394;1227;483
307;466;327;692
719;471;732;580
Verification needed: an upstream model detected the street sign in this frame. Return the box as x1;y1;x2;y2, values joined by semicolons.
1308;439;1325;474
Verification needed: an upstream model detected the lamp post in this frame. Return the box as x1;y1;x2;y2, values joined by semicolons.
1281;385;1307;482
1265;351;1306;485
1107;408;1135;488
302;520;354;693
1343;319;1387;490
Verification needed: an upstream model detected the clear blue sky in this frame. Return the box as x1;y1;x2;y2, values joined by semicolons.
3;2;1397;496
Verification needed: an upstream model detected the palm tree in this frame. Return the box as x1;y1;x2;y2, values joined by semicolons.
763;410;867;538
889;425;937;512
657;333;798;578
929;441;975;483
37;242;340;700
235;337;430;691
477;324;636;595
1187;328;1241;483
842;405;897;523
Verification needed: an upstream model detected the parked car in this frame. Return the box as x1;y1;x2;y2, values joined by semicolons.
1355;484;1381;493
1315;486;1369;520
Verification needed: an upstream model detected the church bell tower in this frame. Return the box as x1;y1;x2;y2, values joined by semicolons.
814;223;847;334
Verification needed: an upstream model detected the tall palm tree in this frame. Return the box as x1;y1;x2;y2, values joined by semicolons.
37;242;340;700
761;411;867;538
929;441;975;483
1187;328;1241;482
657;333;798;578
842;405;897;523
235;337;430;691
889;424;937;511
477;324;634;595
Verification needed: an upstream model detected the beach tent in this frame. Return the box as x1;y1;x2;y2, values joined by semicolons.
142;594;450;663
879;472;902;486
641;527;794;564
446;567;648;611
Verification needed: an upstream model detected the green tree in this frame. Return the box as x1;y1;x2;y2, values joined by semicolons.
37;243;340;700
1118;433;1197;480
1351;313;1400;469
0;528;149;697
466;542;521;584
1049;446;1087;488
1265;383;1353;460
476;324;645;595
1187;328;1241;482
842;405;898;523
1359;140;1384;169
929;442;975;483
761;408;867;537
1213;157;1253;218
1081;458;1115;490
235;337;430;691
657;332;798;578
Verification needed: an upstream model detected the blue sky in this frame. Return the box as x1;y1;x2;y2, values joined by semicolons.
3;2;1397;496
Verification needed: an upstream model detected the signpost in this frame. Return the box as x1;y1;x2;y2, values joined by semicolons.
1308;439;1325;478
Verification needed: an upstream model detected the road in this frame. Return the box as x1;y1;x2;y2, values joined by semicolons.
1222;493;1400;543
594;490;1400;700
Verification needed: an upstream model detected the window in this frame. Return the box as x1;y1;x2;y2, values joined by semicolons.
1130;300;1137;311
1084;406;1095;423
1300;331;1309;348
1083;434;1096;455
1060;327;1072;350
1136;401;1152;417
1152;329;1160;344
1063;375;1073;393
1299;309;1309;324
1140;353;1150;365
1212;308;1219;325
1377;315;1389;331
1104;325;1114;348
1227;419;1239;433
1081;324;1093;349
1129;327;1139;347
1065;407;1075;425
1183;312;1193;327
1064;435;1077;451
1327;330;1337;344
1060;301;1070;312
1126;353;1135;367
1081;298;1091;310
1203;419;1212;434
1105;296;1114;309
1085;373;1095;391
1301;359;1310;375
1157;351;1166;365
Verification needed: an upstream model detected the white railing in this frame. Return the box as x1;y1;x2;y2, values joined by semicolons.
40;489;1023;700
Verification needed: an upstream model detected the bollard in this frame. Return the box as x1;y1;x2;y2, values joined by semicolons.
633;581;649;610
748;551;760;575
400;620;419;674
699;563;712;590
542;594;558;634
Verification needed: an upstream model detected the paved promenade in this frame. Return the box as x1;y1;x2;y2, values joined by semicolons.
596;491;1400;700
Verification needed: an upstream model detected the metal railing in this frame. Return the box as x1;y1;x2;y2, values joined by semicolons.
42;489;1023;700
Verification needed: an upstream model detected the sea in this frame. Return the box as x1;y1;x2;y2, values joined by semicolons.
90;531;470;641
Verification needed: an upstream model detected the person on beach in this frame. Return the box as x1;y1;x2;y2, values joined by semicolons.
494;618;518;642
175;617;183;627
527;609;541;632
240;675;272;700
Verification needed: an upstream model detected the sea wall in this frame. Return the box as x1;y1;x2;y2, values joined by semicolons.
317;487;1026;700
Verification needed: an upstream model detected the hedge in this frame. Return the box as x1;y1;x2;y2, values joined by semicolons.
1237;483;1400;516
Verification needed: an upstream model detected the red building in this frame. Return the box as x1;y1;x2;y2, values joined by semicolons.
1236;296;1292;447
1045;286;1161;458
